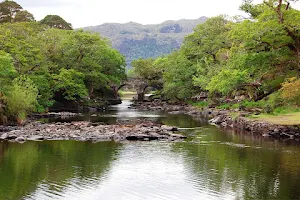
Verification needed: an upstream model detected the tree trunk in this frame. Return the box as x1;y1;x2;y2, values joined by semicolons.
277;0;283;23
137;93;144;102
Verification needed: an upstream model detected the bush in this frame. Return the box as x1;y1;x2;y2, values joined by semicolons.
217;103;230;109
281;77;300;106
192;101;209;108
242;100;263;108
4;76;38;122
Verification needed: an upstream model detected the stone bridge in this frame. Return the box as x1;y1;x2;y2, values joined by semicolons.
113;78;149;101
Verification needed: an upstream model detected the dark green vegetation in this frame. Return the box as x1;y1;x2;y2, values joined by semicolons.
84;17;208;68
131;0;300;116
0;1;126;124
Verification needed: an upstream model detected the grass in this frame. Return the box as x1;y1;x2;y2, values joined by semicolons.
188;101;209;108
248;112;300;125
119;91;137;95
229;112;240;120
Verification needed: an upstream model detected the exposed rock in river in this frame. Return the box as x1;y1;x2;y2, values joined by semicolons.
208;114;300;140
0;121;186;143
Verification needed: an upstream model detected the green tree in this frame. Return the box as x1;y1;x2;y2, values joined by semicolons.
0;0;22;23
53;69;88;101
183;16;231;90
14;10;34;22
0;50;16;92
161;50;197;100
58;30;126;97
40;15;72;30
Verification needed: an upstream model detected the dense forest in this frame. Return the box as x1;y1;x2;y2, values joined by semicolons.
131;0;300;114
0;0;126;124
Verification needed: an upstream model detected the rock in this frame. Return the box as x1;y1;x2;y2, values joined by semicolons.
27;135;44;141
169;134;187;139
209;116;222;124
168;111;183;115
0;133;8;140
7;135;17;140
96;135;112;141
75;137;86;141
161;125;178;131
15;137;26;142
126;136;139;141
221;122;227;127
273;128;280;133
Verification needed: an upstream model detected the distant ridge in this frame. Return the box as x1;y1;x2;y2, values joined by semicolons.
83;16;208;68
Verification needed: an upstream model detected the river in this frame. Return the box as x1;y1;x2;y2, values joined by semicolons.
1;98;300;200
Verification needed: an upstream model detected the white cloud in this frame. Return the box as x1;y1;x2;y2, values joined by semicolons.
20;0;300;28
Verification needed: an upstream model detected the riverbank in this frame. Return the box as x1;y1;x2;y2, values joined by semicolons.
131;100;300;140
0;121;186;143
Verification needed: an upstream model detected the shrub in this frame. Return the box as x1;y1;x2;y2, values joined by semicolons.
4;76;38;123
281;77;300;106
192;101;209;108
217;103;230;109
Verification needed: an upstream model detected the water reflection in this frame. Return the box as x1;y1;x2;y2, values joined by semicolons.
0;126;300;200
0;141;121;200
41;100;208;128
172;126;300;200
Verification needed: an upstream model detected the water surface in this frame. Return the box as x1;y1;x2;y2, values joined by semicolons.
1;99;300;200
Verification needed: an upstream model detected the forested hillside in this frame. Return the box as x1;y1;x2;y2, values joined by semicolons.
132;0;300;114
84;17;208;68
0;0;126;124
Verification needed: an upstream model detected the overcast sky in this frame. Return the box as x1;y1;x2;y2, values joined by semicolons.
17;0;300;28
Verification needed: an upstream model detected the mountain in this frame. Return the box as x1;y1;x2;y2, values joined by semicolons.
83;16;208;68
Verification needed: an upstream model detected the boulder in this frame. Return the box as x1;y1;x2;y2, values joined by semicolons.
7;134;17;140
27;135;44;141
161;125;178;131
15;137;26;142
0;133;8;140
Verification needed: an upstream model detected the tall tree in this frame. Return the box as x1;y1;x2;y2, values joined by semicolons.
40;15;72;30
0;0;22;23
14;10;34;22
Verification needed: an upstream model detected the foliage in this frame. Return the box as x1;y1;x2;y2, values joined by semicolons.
193;101;209;108
130;0;300;113
4;76;38;120
217;104;231;110
281;77;300;105
187;100;209;108
0;1;126;122
131;57;163;90
14;10;34;22
0;51;16;92
161;50;198;99
40;15;72;30
53;69;88;101
0;1;34;23
0;0;22;23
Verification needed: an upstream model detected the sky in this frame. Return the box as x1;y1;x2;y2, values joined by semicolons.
17;0;300;28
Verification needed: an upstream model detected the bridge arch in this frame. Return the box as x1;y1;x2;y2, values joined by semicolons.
116;78;148;101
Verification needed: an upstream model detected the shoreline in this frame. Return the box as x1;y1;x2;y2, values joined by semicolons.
131;101;300;140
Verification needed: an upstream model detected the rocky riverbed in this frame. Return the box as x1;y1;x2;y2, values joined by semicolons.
0;121;186;143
